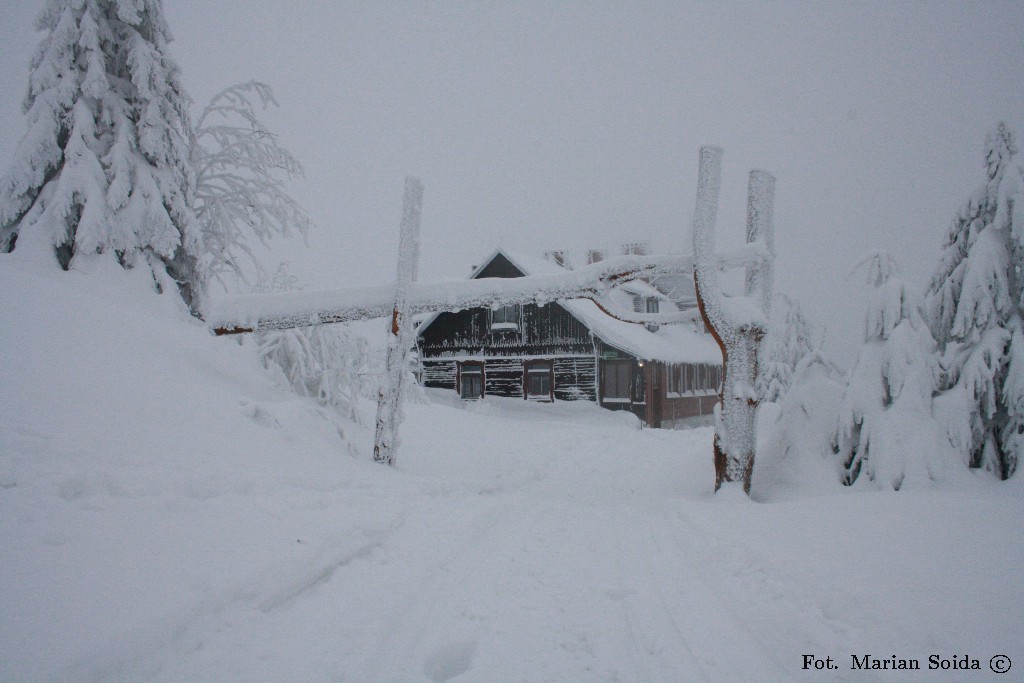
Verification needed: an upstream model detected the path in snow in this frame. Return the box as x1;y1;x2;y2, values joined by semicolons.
128;394;1024;683
4;259;1021;683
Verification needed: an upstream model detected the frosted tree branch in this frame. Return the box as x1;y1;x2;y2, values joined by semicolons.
192;81;311;291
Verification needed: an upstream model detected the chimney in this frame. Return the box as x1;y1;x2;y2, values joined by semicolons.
544;250;567;268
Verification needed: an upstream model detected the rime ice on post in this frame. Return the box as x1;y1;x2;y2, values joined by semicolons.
745;170;775;314
691;147;775;494
373;177;423;465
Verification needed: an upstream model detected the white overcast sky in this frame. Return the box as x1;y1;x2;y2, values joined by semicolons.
2;1;1023;360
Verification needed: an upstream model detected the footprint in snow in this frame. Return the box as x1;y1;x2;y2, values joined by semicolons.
423;640;477;682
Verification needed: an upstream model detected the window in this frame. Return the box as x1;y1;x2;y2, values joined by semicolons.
644;297;660;332
525;360;553;400
603;360;631;402
632;364;646;403
458;362;483;399
678;363;722;395
490;304;519;331
667;364;682;396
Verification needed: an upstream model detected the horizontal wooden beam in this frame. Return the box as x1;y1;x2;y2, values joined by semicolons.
209;250;763;335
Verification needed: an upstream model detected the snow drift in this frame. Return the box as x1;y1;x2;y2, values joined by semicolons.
1;250;1022;682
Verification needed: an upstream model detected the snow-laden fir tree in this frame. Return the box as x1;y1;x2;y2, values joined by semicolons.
192;81;310;291
925;123;1024;479
753;350;846;497
756;293;817;403
0;0;202;309
834;252;955;489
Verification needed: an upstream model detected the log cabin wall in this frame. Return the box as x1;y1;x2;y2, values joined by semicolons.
418;252;597;401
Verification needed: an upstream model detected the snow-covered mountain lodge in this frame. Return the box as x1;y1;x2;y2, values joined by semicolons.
416;248;722;428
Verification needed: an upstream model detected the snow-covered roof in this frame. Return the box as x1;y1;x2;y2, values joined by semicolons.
647;272;699;310
560;298;720;364
422;248;721;365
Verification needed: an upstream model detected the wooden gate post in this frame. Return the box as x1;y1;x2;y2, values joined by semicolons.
691;147;774;493
373;176;423;465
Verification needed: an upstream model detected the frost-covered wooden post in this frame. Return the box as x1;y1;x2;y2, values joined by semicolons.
373;177;423;465
691;146;774;493
745;170;775;313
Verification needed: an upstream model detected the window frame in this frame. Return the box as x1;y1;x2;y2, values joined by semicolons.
667;363;682;397
489;304;520;332
457;361;484;400
524;359;554;401
684;363;696;395
602;359;632;403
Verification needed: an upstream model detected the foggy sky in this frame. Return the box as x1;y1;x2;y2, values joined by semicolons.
2;1;1023;361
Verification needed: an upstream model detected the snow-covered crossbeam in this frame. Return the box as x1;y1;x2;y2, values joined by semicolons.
210;252;765;335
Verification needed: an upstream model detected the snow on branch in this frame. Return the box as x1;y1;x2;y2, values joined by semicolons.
193;81;311;290
210;254;709;334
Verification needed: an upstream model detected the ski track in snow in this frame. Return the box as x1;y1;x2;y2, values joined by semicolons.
5;385;1021;682
135;399;814;683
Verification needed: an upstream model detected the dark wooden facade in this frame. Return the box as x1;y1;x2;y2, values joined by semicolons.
417;251;721;428
418;253;599;402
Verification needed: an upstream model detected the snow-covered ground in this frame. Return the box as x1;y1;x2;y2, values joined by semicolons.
2;257;1022;682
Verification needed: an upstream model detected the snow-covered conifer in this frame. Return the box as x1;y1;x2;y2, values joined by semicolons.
192;81;310;290
925;123;1024;479
0;0;202;309
756;293;817;403
834;252;954;489
753;351;846;497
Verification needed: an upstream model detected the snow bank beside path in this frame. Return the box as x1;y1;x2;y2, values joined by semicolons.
2;255;1022;682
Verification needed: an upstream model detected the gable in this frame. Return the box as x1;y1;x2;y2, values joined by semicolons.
417;249;531;340
472;252;526;279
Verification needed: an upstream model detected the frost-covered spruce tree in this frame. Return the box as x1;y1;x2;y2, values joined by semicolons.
756;294;817;403
925;123;1024;479
834;252;954;489
192;81;310;290
0;0;202;309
